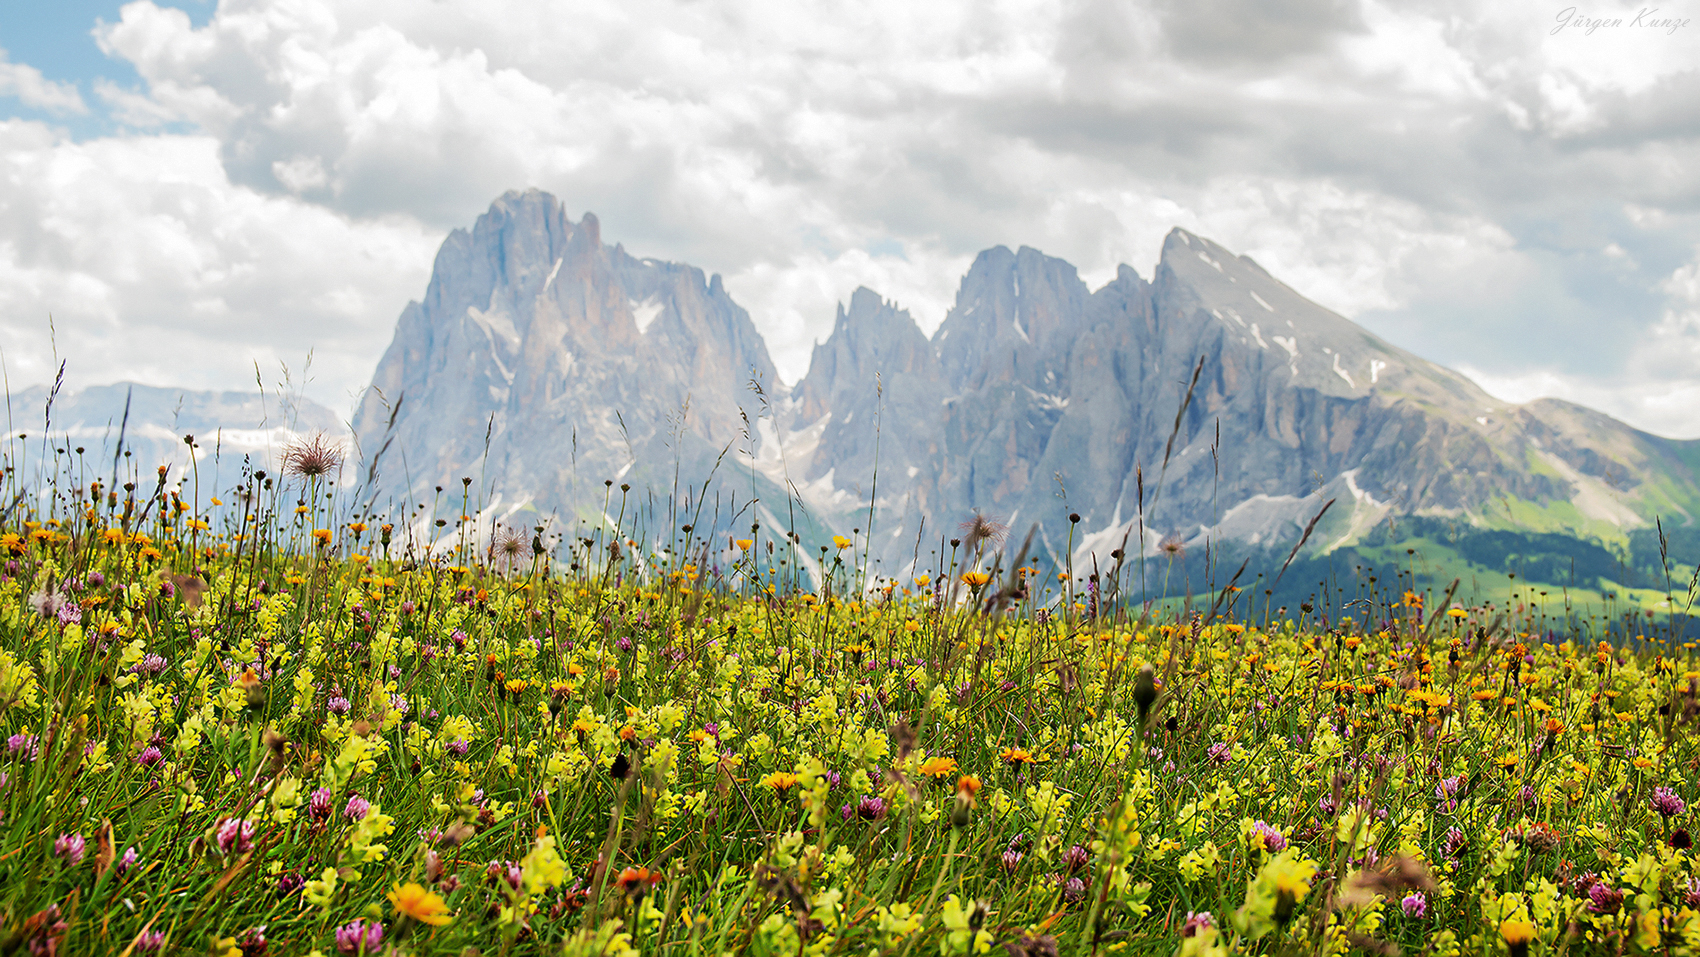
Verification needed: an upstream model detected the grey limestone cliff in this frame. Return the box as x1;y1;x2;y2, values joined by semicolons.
354;189;787;541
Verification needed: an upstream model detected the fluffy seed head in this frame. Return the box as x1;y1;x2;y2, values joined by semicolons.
1158;533;1187;558
957;512;1008;554
282;433;344;480
489;525;529;573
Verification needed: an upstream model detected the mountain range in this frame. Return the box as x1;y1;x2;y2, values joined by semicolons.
5;381;339;492
347;189;1700;601
11;189;1692;606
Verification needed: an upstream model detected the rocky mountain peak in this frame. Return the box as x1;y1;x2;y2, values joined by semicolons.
794;289;932;420
931;245;1089;398
354;191;782;535
577;209;601;248
422;189;575;329
1156;228;1438;403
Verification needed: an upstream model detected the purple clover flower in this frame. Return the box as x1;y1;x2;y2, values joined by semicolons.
8;733;40;760
216;817;255;856
1435;775;1463;808
1587;883;1624;914
1063;844;1089;873
1652;787;1686;818
1442;825;1467;861
309;788;333;821
1250;820;1288;852
54;833;85;865
336;919;384;955
486;859;523;892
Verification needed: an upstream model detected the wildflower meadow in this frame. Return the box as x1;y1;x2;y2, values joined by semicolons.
2;439;1699;957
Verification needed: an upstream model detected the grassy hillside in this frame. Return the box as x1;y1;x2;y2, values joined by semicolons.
1134;517;1698;647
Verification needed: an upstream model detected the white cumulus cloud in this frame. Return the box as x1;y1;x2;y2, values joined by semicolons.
0;120;436;418
0;49;88;115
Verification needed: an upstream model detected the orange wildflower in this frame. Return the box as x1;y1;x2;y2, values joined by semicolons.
389;882;453;926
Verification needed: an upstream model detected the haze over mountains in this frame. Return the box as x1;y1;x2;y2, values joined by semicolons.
347;190;1700;591
6;381;339;488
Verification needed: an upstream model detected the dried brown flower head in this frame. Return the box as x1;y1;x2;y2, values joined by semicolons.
888;719;917;761
1133;663;1158;724
282;432;344;480
170;573;207;609
1001;934;1059;957
1512;820;1563;854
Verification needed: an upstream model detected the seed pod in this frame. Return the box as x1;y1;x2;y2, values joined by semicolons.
1133;663;1158;725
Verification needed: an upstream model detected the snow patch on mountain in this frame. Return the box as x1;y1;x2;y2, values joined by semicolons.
631;296;664;334
1333;353;1356;388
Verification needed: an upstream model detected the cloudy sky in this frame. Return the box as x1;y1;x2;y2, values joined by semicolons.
1;0;1698;437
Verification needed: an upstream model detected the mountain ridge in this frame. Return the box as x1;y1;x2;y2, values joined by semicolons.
351;189;1700;591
